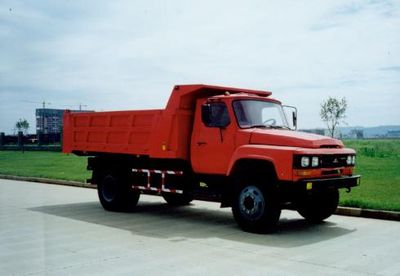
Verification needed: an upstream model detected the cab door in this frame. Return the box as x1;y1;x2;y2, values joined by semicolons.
191;100;236;174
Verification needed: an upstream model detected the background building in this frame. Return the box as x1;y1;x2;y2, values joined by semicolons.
36;108;93;134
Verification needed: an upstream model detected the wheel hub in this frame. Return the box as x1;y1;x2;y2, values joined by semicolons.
243;196;255;210
239;186;265;220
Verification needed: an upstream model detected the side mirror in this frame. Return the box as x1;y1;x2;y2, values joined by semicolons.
283;105;297;130
292;111;297;130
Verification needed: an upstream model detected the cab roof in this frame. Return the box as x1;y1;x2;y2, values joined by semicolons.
166;84;273;110
174;84;272;97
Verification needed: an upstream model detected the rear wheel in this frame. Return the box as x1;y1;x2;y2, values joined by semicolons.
97;171;140;212
296;188;339;222
232;182;281;233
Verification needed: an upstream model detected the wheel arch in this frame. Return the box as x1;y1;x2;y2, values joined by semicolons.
224;158;278;205
228;157;278;181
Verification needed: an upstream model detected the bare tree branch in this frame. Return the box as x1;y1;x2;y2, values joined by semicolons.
320;97;347;138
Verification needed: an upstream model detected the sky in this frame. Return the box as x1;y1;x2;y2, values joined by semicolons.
1;0;399;134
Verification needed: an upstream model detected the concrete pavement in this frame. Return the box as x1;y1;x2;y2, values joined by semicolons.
1;179;399;275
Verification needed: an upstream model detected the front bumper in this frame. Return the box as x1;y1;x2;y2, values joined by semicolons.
298;175;361;190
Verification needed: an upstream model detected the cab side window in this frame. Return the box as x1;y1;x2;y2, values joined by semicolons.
202;102;231;128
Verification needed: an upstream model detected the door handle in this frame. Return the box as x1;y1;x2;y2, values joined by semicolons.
197;141;207;146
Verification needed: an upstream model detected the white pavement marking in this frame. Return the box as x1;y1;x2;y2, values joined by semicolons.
0;179;399;275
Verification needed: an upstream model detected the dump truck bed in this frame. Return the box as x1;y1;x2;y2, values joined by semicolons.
62;109;163;155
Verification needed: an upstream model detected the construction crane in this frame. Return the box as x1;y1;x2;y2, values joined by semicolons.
21;100;51;109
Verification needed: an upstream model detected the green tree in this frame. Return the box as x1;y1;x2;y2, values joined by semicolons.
320;97;347;138
15;118;30;135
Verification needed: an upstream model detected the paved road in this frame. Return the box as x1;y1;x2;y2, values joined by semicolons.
1;179;399;276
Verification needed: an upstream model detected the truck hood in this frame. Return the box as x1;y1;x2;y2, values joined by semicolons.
249;129;343;149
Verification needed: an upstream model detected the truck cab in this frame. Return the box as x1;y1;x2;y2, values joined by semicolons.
188;91;359;232
192;92;292;174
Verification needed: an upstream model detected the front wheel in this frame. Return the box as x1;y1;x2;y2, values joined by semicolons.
97;171;140;212
232;184;281;233
296;188;339;222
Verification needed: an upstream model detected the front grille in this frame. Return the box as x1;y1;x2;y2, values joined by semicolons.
320;155;348;168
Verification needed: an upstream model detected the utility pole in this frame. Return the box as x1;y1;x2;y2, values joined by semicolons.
79;104;87;111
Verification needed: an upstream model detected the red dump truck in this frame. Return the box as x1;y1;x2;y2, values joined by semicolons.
63;84;360;233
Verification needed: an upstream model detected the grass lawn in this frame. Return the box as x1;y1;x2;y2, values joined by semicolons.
0;139;399;211
0;151;89;182
340;139;400;211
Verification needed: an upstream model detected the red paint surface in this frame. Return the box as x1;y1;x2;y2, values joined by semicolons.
63;84;355;181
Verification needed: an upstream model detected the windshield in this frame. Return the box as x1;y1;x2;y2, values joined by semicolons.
233;100;289;129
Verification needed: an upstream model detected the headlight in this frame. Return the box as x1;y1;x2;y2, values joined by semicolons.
311;156;319;167
346;155;352;165
352;156;356;165
301;157;310;167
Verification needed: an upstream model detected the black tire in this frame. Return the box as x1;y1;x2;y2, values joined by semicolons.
162;192;193;206
97;171;140;212
232;183;281;233
296;188;339;223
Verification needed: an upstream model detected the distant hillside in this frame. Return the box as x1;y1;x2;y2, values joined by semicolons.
339;125;400;138
301;125;400;138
